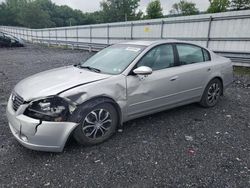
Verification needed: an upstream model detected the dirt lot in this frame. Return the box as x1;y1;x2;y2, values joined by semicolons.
0;44;249;188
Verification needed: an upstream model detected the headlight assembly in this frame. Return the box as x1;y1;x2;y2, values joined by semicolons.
24;96;70;122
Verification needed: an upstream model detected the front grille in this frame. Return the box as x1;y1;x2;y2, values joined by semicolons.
12;92;24;111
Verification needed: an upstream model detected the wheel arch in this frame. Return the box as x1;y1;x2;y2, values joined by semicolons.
71;95;123;127
210;76;224;95
203;75;224;97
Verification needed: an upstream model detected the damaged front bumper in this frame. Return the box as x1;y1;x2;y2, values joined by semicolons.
6;98;78;152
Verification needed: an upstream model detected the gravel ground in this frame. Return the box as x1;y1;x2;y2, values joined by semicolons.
0;44;249;188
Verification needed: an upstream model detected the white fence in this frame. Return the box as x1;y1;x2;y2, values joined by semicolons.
1;10;250;66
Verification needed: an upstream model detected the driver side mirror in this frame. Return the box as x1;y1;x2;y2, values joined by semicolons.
133;66;152;76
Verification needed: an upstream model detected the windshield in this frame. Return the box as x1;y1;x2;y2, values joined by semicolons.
80;44;145;75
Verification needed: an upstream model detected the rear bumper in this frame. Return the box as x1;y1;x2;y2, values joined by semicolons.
6;97;78;152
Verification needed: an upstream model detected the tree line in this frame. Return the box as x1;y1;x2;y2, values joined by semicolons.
0;0;249;29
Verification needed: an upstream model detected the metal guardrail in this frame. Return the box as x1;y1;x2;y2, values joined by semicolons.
215;51;250;67
33;38;250;67
32;38;109;51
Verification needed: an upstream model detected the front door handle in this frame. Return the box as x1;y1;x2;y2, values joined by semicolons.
170;76;178;81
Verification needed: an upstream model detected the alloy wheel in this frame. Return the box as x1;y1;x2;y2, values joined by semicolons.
82;109;112;139
207;83;220;105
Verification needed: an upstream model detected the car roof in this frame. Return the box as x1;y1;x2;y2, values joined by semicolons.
118;40;212;53
119;39;179;46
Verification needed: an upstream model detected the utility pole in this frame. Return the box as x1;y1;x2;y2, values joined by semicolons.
123;0;127;22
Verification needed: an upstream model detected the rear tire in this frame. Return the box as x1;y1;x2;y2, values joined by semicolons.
200;78;223;108
72;102;118;146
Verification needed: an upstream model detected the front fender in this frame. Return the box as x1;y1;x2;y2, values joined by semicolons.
68;96;123;127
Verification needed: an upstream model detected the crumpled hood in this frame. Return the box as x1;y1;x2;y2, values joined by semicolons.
14;66;111;101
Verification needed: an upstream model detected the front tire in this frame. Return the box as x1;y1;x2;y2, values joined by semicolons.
200;78;223;108
73;102;118;146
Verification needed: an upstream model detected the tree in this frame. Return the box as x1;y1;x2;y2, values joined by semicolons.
18;1;55;28
0;0;107;28
231;0;250;10
146;0;163;19
207;0;230;13
3;0;28;26
170;0;199;15
82;11;104;25
0;0;142;28
0;3;10;25
100;0;142;22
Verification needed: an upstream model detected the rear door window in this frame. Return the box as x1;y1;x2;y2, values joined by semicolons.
176;44;205;65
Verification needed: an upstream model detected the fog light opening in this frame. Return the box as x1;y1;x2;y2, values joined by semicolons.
20;134;28;142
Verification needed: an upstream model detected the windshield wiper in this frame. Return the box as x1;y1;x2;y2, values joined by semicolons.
80;65;101;73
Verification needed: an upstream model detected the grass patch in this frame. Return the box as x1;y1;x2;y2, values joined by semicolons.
234;66;250;75
48;44;69;49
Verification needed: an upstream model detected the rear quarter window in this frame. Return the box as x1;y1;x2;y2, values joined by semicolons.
203;49;211;61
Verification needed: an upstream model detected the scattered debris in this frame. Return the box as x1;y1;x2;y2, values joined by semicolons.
187;148;196;156
128;161;133;165
185;136;194;141
44;182;50;187
194;118;203;122
117;129;123;133
236;157;242;162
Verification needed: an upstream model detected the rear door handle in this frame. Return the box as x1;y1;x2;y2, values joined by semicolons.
170;76;178;81
207;68;211;72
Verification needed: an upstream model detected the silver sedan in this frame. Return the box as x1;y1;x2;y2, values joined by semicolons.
6;40;233;152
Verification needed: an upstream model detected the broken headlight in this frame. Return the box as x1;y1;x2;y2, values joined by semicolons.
24;96;70;122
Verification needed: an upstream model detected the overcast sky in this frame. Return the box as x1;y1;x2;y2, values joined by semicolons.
0;0;210;14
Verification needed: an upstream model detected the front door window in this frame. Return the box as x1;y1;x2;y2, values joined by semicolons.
137;44;175;71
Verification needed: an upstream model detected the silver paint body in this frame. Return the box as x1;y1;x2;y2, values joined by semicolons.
6;40;233;152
